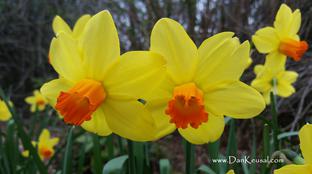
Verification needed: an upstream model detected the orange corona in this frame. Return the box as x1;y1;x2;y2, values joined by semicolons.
279;38;308;61
39;146;53;160
165;83;208;129
55;79;106;125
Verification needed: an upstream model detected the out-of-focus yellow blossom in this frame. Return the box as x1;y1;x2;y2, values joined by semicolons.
0;99;11;121
251;64;298;104
227;170;235;174
274;124;312;174
52;14;91;38
25;90;48;112
41;10;165;141
252;4;308;69
22;129;59;160
144;18;265;144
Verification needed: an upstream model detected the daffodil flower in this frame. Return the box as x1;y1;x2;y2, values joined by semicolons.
251;64;298;104
144;18;265;144
252;4;308;69
52;14;91;38
25;90;48;112
274;124;312;174
22;129;59;160
41;10;165;141
0;99;11;121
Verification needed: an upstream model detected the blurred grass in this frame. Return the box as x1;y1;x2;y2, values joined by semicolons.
0;0;312;173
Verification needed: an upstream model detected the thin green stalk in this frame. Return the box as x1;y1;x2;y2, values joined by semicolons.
92;134;102;174
62;126;74;174
226;119;238;172
261;124;270;174
107;135;114;158
118;136;125;154
127;140;136;174
270;92;279;151
185;140;195;174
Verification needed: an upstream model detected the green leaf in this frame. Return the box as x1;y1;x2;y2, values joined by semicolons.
278;131;299;140
207;140;220;173
197;164;216;174
159;159;171;174
102;155;128;174
62;126;74;174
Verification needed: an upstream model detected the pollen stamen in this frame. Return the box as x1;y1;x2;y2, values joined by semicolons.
279;38;308;61
165;83;208;129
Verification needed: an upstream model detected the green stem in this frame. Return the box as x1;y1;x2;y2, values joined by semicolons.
62;126;74;174
261;124;270;174
127;140;136;174
270;92;279;151
107;135;114;158
185;140;195;174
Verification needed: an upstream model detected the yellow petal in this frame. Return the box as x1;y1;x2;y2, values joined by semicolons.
22;150;29;158
25;96;36;104
73;14;91;38
39;129;50;143
150;18;198;84
252;27;280;53
274;4;300;38
198;32;234;61
52;16;72;36
104;51;166;99
264;51;286;74
145;97;175;140
81;107;112;136
102;98;157;141
254;65;265;75
50;33;85;82
226;170;235;174
0;100;11;121
276;81;295;97
80;10;120;81
48;137;59;147
196;40;249;88
204;81;265;118
178;114;225;144
280;71;298;84
251;78;271;94
40;78;73;107
274;164;312;174
299;124;312;164
289;10;301;37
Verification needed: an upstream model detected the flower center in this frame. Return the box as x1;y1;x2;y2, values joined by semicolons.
36;99;45;106
39;146;53;160
279;38;308;61
165;83;208;129
55;79;106;126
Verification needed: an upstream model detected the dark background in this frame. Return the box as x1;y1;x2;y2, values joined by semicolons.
0;0;312;173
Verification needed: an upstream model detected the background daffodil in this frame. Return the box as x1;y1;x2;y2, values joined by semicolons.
274;124;312;174
252;4;308;69
41;10;166;141
144;18;265;144
0;99;11;121
52;14;91;38
25;90;48;112
22;129;59;160
251;64;298;104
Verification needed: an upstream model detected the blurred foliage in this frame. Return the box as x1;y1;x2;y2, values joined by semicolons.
1;0;312;173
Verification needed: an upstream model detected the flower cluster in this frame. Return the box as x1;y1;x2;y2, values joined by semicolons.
251;4;308;104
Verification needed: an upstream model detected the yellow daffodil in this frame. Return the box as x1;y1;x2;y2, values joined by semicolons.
252;4;308;69
22;129;59;160
144;18;265;144
251;64;298;104
25;90;48;112
0;99;11;121
41;10;165;141
227;170;235;174
274;124;312;174
52;14;91;38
